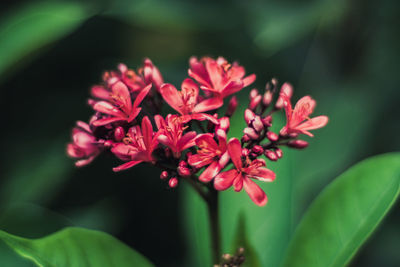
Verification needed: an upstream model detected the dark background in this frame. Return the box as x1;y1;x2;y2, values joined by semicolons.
0;0;399;266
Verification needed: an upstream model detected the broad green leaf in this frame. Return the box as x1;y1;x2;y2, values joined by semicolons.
0;1;92;79
231;213;261;267
0;227;154;267
181;183;212;266
282;153;400;267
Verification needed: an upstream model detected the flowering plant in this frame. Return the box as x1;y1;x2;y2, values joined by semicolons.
66;56;328;264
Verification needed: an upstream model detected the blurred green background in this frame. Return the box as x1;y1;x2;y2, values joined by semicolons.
0;0;399;266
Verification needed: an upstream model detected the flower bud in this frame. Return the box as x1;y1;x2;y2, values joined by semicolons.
264;150;278;161
262;90;273;106
251;145;264;155
249;89;258;99
241;148;250;157
241;134;250;143
287;140;309;149
160;171;169;180
244;109;255;125
114;127;125;141
275;148;283;158
103;140;113;147
249;95;262;110
226;96;238;117
169;177;178;188
266;131;279;142
217;117;230;132
178;166;191;177
243;127;259;140
275;83;293;109
262;115;272;127
179;160;188;168
252;116;264;132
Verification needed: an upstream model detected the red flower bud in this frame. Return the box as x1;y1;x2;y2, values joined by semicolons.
244;109;255;125
160;171;169;180
243;127;259;140
275;83;293;109
252;116;264;132
249;95;262;110
114;127;125;141
179;160;188;168
241;134;251;143
266;131;279;142
275;148;283;158
287;140;309;149
218;117;230;132
262;90;273;106
178;166;191;177
169;177;178;188
262;115;272;127
250;89;259;99
242;148;250;157
252;145;264;155
264;150;278;161
226;96;238;117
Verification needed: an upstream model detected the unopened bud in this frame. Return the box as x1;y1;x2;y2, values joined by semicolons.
288;140;309;149
104;140;113;147
252;116;264;132
249;95;262;110
264;150;278;161
266;131;279;142
169;177;178;188
241;148;250;157
249;89;259;99
275;148;283;158
114;127;125;141
241;134;251;143
262;90;273;106
243;127;259;140
275;82;293;109
178;166;191;177
226;96;238;117
252;145;264;155
262;115;272;127
244;109;256;125
179;160;187;168
218;117;230;132
160;171;169;180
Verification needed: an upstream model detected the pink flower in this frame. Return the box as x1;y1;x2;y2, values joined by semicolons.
188;130;229;183
188;56;255;104
280;94;329;137
111;116;158;171
91;81;151;126
155;114;197;158
214;138;275;206
160;78;219;124
67;121;101;167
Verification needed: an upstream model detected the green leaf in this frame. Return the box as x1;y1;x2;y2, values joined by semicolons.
231;213;262;267
0;227;154;267
281;153;400;267
0;1;92;80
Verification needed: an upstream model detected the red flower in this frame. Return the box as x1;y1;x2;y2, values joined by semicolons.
91;81;151;126
155;114;196;158
111;116;158;171
188;56;255;103
188;130;229;183
67;121;101;167
214;138;275;206
280;94;328;137
160;78;219;124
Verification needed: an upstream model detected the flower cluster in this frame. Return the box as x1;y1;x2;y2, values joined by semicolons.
67;56;328;206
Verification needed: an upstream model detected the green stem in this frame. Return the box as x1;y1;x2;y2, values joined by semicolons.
207;187;221;264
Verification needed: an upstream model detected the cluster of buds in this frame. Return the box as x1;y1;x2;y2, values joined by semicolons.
67;56;328;206
215;247;245;267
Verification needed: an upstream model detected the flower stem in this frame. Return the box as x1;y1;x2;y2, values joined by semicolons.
206;187;221;264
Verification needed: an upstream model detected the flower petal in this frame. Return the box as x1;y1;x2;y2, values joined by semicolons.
92;117;125;126
91;85;110;100
227;138;243;170
113;160;143;172
160;83;184;114
243;177;268;206
214;170;241;191
247;167;276;182
243;74;256;87
199;161;221;183
93;101;124;117
193;97;223;113
133;84;152;108
296;115;329;132
177;131;197;151
111;81;132;112
221;80;244;98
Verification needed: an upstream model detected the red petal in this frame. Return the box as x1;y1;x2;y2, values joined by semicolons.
227;138;243;170
113;160;143;172
243;74;256;87
195;134;219;151
188;153;213;168
181;78;199;103
177;131;197;151
221;80;244;98
205;58;223;90
296;116;329;132
160;83;184;114
243;177;268;206
133;84;152;108
112;81;132;112
141;116;154;151
91;85;110;100
93;101;124;117
247;167;276;182
214;170;241;191
199;161;221;183
92;117;124;126
193;97;223;113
